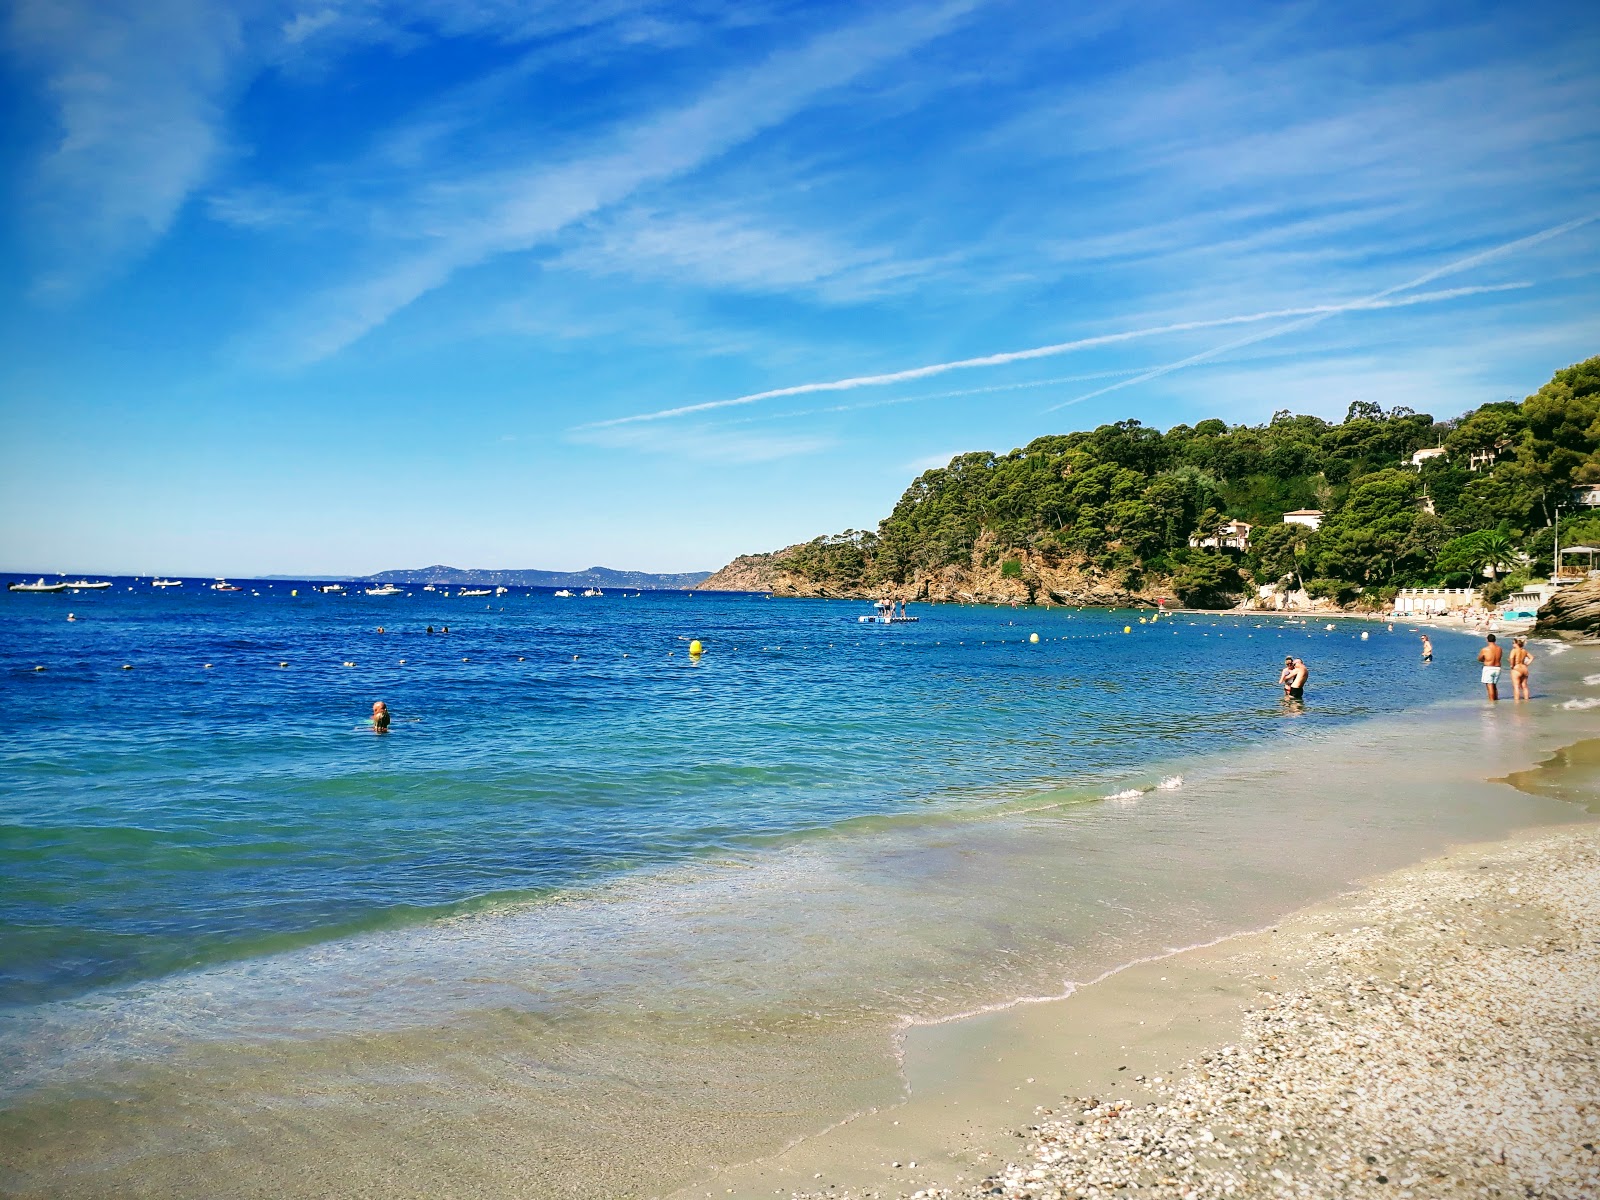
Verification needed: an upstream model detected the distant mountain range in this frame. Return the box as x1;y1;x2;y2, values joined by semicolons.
361;564;713;589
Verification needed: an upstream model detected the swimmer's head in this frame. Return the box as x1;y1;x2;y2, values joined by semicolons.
372;701;387;713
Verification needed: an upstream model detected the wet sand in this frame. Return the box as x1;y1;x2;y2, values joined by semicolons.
686;817;1600;1200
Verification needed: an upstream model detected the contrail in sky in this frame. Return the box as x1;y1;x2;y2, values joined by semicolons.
583;277;1534;429
1046;214;1596;410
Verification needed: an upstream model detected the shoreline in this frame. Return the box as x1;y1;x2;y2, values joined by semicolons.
682;814;1600;1200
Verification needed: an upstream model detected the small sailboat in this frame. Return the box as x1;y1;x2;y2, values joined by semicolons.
8;578;69;593
364;584;404;596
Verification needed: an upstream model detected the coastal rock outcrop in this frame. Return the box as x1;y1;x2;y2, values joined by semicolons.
697;542;1180;607
1534;577;1600;640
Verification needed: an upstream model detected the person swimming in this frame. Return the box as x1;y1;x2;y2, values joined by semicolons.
371;701;391;733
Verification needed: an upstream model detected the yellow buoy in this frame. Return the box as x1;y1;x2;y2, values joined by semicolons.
1029;632;1039;643
689;639;703;655
1123;626;1131;634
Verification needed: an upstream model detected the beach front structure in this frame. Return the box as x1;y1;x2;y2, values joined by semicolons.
1555;545;1599;583
1393;587;1478;615
1282;509;1324;530
1189;519;1252;551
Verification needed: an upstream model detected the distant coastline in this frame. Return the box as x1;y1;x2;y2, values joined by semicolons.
271;564;714;589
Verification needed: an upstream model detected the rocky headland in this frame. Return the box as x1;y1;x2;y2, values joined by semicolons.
1536;578;1600;640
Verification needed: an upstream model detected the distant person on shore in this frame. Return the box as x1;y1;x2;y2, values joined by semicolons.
1477;634;1503;701
371;701;391;733
1420;634;1433;663
1508;636;1533;700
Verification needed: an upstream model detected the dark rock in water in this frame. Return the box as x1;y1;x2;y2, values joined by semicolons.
1534;579;1600;640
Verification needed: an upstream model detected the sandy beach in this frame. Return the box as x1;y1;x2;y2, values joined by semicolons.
684;813;1600;1200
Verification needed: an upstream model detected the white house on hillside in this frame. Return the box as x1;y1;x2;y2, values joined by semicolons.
1573;483;1600;508
1408;446;1446;467
1189;519;1252;551
1282;509;1324;530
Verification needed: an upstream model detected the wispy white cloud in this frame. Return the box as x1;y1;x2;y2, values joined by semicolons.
1048;214;1596;410
584;280;1534;428
9;0;253;299
252;1;982;363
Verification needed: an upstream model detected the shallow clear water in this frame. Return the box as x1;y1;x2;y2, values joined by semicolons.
2;583;1595;1198
1;582;1483;1005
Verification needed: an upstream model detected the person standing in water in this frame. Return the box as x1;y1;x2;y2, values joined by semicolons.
1508;636;1533;700
1419;634;1433;662
1477;633;1503;701
371;700;391;733
1286;657;1309;703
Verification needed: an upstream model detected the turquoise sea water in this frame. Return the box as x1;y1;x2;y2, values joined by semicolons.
5;582;1598;1197
0;583;1490;1008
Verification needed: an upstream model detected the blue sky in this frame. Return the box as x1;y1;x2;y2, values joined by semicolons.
2;0;1598;576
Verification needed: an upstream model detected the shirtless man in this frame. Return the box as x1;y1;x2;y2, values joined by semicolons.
1477;634;1503;701
1285;658;1309;703
1508;636;1533;701
371;700;391;733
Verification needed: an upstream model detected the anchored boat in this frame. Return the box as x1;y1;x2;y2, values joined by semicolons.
364;584;404;596
8;578;68;593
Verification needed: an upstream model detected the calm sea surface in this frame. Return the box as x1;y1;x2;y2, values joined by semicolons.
0;581;1488;1006
2;581;1595;1198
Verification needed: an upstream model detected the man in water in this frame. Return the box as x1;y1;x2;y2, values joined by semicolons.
1477;633;1503;701
1420;634;1433;662
1285;658;1309;703
371;700;391;733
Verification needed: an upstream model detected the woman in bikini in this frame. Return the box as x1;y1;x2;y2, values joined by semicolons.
1508;636;1533;701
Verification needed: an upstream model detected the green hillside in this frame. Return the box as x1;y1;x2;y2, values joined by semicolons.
782;355;1600;607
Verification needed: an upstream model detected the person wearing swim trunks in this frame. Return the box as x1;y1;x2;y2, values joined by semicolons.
1508;636;1533;701
1477;633;1503;701
371;700;391;733
1419;634;1432;662
1286;658;1308;702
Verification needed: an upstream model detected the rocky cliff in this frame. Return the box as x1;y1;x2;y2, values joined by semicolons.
1534;578;1600;640
697;540;1176;607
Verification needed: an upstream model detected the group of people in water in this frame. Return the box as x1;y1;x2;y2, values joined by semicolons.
1277;628;1535;707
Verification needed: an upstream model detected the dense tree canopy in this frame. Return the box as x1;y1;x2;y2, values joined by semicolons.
786;356;1600;605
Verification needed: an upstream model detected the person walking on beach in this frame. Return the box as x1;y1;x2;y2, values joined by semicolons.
1508;636;1533;700
1420;634;1432;663
371;700;391;733
1477;634;1503;701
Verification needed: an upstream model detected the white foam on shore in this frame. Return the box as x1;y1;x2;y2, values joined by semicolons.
1583;673;1600;686
1104;788;1146;802
1156;774;1184;790
1560;697;1600;710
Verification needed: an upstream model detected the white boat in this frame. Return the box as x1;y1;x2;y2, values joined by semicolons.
495;586;509;595
553;589;575;598
582;587;604;597
458;587;492;597
423;584;437;592
365;584;404;596
210;580;241;592
66;579;112;590
152;578;183;588
317;583;346;594
8;578;68;593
